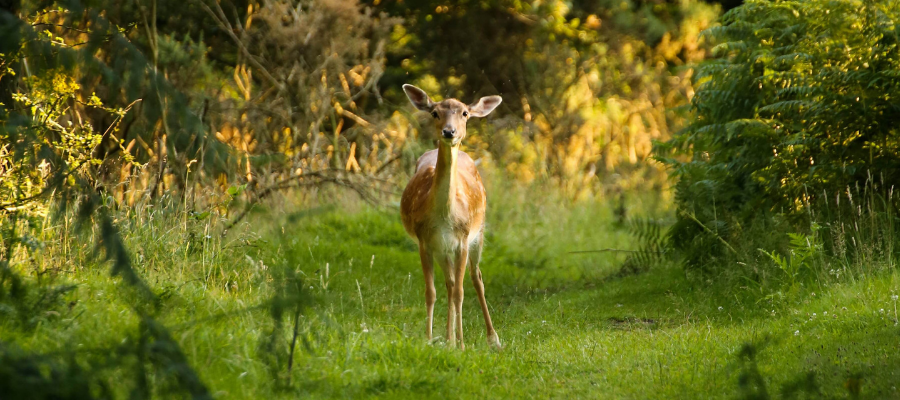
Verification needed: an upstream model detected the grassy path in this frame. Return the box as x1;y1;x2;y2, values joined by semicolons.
5;207;900;398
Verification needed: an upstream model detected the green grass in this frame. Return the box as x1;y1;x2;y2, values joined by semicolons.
3;188;900;398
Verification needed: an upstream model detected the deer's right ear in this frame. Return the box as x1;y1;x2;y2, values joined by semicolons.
402;84;434;111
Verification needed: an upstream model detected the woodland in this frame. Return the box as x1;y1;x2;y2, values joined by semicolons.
2;0;900;398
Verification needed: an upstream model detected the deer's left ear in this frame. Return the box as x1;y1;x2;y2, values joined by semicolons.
468;95;502;118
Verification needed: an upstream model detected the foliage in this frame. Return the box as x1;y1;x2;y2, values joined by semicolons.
196;0;404;188
0;1;231;396
758;224;820;287
1;0;723;210
376;0;719;195
661;0;900;272
0;0;233;215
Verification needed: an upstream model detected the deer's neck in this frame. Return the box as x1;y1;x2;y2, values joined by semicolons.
432;141;459;215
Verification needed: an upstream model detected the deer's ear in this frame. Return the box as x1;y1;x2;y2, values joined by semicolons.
402;84;434;111
468;95;502;118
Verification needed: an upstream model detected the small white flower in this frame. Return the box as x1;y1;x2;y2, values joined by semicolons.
718;306;724;312
812;313;816;317
794;330;800;336
527;331;532;335
823;311;827;316
881;308;886;313
541;320;546;324
892;295;899;301
615;304;623;308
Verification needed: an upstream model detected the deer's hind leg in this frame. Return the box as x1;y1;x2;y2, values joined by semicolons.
469;232;501;349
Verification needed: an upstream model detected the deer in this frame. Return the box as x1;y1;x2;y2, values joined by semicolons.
400;84;502;350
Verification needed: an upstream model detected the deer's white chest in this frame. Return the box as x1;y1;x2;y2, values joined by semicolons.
427;213;480;254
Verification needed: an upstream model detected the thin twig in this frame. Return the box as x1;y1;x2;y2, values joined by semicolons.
222;171;379;232
169;304;268;330
375;153;403;175
30;23;92;34
567;248;666;255
679;209;738;254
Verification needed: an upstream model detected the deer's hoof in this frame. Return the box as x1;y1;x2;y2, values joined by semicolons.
487;333;502;350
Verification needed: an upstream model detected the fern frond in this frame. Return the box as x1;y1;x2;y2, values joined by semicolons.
758;100;810;115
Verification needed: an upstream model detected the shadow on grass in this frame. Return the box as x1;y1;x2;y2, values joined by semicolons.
734;323;897;400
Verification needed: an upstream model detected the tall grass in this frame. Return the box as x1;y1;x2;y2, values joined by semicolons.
811;177;898;283
695;174;900;304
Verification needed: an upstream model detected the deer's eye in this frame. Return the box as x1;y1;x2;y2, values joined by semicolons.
431;111;439;119
462;111;469;118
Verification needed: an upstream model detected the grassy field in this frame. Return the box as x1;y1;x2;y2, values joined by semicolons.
3;187;900;399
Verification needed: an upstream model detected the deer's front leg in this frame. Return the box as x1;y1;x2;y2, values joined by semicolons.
419;244;436;341
438;255;457;347
453;247;468;350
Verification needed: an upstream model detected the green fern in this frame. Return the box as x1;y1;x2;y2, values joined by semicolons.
659;0;900;272
759;224;822;286
619;217;669;276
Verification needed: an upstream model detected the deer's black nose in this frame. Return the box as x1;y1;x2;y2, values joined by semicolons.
442;128;456;139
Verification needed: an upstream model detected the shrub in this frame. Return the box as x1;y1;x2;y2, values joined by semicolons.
660;0;900;272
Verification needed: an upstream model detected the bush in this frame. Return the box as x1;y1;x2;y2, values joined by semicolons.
661;0;900;272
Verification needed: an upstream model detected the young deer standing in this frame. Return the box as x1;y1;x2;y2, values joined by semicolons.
400;84;502;350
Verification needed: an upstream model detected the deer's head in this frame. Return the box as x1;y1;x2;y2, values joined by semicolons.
402;84;502;146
